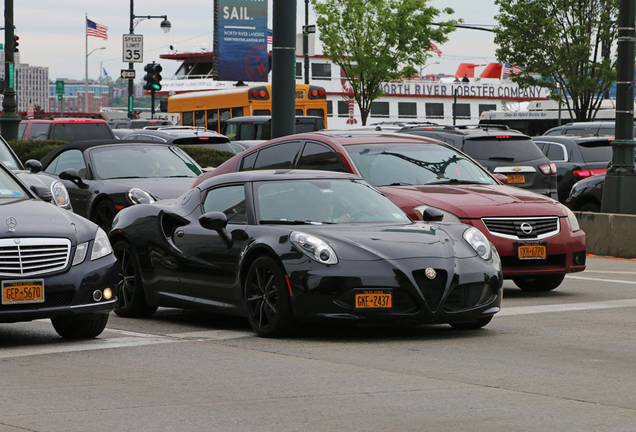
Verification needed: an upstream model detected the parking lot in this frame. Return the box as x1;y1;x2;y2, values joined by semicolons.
1;255;634;432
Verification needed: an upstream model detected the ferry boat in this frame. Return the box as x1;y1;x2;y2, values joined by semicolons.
153;35;551;130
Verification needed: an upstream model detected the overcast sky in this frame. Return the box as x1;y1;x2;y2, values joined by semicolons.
9;0;500;82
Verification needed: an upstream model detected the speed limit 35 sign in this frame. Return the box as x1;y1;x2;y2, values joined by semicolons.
123;34;144;63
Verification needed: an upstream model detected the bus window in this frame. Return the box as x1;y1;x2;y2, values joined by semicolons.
220;109;231;134
307;108;325;118
239;123;253;140
207;109;219;132
182;111;194;126
232;107;244;118
254;109;271;115
195;110;206;128
296;109;303;115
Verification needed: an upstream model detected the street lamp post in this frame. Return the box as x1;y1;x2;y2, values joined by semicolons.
0;0;20;141
127;0;171;119
85;46;105;115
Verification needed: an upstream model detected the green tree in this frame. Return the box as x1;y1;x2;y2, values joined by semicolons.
312;0;458;125
494;0;618;122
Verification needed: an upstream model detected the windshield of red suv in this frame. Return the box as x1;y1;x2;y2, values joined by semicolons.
345;143;498;187
50;123;114;142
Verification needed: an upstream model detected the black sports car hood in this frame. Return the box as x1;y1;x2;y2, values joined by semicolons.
104;177;195;200
1;199;97;245
295;222;476;261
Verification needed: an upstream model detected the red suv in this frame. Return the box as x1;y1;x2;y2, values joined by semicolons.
194;131;586;292
18;118;116;142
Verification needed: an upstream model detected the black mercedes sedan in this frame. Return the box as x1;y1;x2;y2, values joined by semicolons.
0;162;118;338
39;140;203;231
110;169;503;337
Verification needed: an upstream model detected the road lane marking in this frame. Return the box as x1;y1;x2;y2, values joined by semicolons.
167;330;254;340
581;270;636;275
566;275;636;285
498;298;636;316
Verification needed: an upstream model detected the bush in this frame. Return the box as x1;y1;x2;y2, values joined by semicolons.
9;140;68;164
178;146;235;169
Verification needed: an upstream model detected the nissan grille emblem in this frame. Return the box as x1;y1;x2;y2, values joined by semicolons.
6;217;17;231
425;268;436;279
520;222;533;234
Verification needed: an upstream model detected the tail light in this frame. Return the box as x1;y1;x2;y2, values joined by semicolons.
572;168;607;178
539;163;557;175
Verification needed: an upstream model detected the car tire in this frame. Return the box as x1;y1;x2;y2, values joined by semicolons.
579;202;600;212
512;274;565;292
113;241;158;318
244;255;294;338
449;316;493;330
51;314;109;339
92;200;117;232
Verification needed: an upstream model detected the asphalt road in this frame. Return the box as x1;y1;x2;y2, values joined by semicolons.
1;256;635;432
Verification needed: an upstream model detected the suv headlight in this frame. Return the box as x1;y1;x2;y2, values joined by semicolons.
463;227;492;260
127;187;156;205
414;205;461;223
50;180;70;208
72;228;113;265
560;204;581;232
290;231;338;265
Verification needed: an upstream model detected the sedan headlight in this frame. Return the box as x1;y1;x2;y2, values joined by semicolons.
50;180;70;208
290;231;338;265
127;187;156;205
463;227;492;260
414;205;461;223
560;204;581;232
72;228;113;266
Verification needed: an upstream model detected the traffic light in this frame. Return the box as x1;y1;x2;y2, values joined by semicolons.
143;63;163;92
13;36;19;52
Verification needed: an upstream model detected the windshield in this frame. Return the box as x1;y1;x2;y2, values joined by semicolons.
0;140;22;169
255;179;410;224
90;145;203;179
0;167;28;204
345;143;497;186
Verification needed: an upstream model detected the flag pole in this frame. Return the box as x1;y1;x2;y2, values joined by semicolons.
85;14;88;116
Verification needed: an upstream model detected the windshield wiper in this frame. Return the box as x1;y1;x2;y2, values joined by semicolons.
488;157;515;161
385;182;413;186
426;179;485;185
259;220;335;225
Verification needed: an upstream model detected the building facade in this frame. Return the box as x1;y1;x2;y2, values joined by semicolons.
47;80;109;115
0;50;50;112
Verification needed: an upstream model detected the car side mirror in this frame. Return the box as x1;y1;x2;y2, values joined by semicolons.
421;207;444;222
25;159;42;173
59;168;89;189
199;211;233;247
30;185;52;202
493;173;508;185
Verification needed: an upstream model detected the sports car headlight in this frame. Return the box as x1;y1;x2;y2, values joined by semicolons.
414;205;461;223
50;180;70;208
463;227;491;260
560;204;581;232
127;187;156;205
290;231;338;265
91;228;113;260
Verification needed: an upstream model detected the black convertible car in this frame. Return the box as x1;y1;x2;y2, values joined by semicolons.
0;162;118;338
39;140;203;231
110;170;503;337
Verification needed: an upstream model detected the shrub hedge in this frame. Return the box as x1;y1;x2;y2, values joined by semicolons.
8;140;236;169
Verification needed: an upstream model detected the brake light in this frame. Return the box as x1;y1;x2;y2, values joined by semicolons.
251;90;259;98
496;136;511;139
573;168;607;178
550;163;557;174
539;164;551;175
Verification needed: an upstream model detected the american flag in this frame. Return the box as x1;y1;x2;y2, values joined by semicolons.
503;62;522;76
429;42;442;58
87;18;108;40
267;29;273;45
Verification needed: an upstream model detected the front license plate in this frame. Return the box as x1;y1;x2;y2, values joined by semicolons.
516;241;547;260
2;279;45;305
355;291;392;309
507;174;525;184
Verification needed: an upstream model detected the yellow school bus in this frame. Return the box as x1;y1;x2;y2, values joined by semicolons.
167;84;328;133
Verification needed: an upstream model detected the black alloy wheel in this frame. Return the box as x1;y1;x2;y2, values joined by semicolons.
512;274;566;292
244;255;293;338
51;314;109;339
92;200;117;232
113;241;158;318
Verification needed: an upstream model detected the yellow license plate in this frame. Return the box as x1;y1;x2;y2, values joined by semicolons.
355;291;392;308
507;174;525;184
2;280;45;305
517;244;547;259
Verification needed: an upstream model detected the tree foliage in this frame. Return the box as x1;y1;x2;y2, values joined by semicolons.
312;0;458;125
494;0;619;121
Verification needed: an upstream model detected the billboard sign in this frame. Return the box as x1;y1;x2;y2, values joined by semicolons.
214;0;268;82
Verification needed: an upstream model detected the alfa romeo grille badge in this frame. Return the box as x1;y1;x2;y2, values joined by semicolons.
425;268;436;279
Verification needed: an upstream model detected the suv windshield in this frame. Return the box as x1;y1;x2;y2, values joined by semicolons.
345;143;497;187
50;123;114;142
462;137;545;161
579;141;613;162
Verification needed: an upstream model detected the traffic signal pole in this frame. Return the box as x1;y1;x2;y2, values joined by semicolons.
601;0;636;214
0;0;21;141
